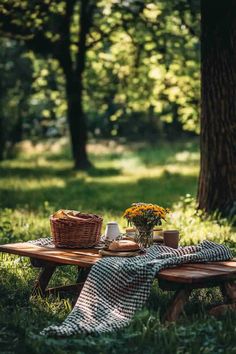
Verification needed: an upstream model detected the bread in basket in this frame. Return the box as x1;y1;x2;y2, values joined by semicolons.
50;210;103;248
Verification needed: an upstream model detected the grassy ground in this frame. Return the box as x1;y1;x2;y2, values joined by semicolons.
0;139;235;354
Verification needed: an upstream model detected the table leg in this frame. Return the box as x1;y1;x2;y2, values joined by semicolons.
163;288;192;322
77;266;91;283
45;267;91;299
31;265;57;297
209;281;236;316
31;262;91;299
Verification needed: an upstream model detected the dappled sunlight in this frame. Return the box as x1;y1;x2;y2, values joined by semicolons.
18;138;68;157
162;164;199;176
0;177;66;191
88;141;126;156
169;197;234;246
85;175;138;184
0;157;72;173
174;150;199;164
0;141;201;238
0;142;199;214
118;154;142;171
1;140;234;247
0;143;235;354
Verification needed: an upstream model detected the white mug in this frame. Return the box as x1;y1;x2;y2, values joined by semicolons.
104;222;120;241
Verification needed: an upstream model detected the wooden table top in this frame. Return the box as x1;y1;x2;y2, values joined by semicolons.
0;242;235;284
0;242;101;267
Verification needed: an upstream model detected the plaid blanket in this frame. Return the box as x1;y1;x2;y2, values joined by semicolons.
30;239;232;337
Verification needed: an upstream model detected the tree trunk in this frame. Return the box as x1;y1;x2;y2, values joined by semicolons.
197;0;236;217
59;0;94;170
65;74;91;170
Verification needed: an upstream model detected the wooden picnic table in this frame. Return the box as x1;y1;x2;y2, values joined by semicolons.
0;242;235;322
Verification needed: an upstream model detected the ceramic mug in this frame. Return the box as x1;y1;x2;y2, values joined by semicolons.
163;230;179;249
125;227;136;239
104;222;120;241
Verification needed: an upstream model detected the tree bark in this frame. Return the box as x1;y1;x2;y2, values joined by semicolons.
0;0;95;169
59;0;94;170
198;0;236;217
65;75;91;169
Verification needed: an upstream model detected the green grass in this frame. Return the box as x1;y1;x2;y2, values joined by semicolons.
0;139;235;354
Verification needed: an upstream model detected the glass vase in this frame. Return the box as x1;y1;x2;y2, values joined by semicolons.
135;227;153;248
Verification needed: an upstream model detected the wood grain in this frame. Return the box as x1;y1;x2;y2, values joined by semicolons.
0;243;101;267
158;265;236;283
0;243;235;285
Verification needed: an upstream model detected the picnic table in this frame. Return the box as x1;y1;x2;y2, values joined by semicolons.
0;242;235;322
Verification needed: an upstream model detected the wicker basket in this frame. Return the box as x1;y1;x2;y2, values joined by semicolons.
50;212;103;248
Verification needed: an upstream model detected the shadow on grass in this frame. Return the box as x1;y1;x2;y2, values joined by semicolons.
86;166;121;177
0;165;122;179
0;168;197;212
0;165;73;179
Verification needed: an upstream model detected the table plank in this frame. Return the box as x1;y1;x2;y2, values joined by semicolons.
210;260;236;268
180;263;236;273
1;243;236;285
0;243;101;267
158;265;236;283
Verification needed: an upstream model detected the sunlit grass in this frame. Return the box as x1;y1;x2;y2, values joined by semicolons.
0;140;199;209
0;139;235;354
0;138;235;244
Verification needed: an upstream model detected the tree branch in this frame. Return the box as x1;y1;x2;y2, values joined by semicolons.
0;2;64;58
86;23;121;49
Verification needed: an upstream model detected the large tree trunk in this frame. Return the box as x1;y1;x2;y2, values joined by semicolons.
198;0;236;217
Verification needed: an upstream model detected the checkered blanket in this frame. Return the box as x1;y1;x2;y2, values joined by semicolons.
30;239;232;337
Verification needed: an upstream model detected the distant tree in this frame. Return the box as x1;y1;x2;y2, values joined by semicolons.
0;1;142;168
0;0;200;168
198;0;236;218
0;1;100;169
0;39;32;160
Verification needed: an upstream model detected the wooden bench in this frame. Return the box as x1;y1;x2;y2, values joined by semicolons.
0;242;235;322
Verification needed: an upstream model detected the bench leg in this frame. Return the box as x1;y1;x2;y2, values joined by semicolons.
32;265;57;297
209;281;236;316
163;288;192;322
220;281;236;303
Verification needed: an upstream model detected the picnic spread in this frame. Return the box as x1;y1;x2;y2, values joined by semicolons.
0;205;235;337
32;238;231;337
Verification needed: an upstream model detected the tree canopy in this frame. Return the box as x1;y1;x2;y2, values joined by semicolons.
0;0;200;162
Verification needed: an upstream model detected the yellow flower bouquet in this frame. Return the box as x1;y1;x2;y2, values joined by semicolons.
123;203;170;248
